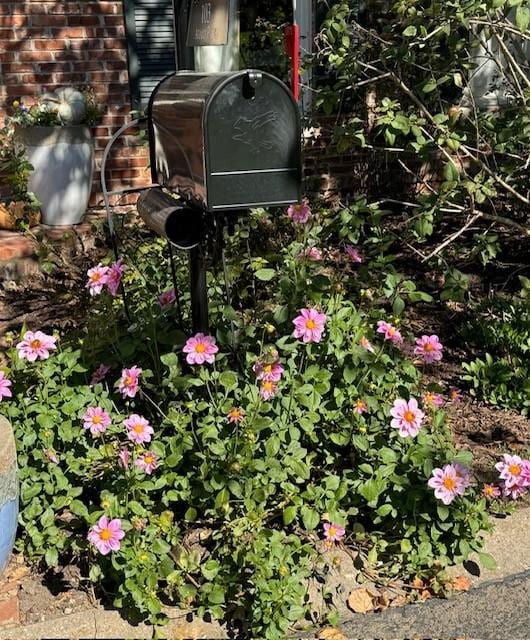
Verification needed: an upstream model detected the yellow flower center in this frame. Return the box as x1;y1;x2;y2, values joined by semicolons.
263;364;272;373
424;343;433;352
484;486;494;495
404;410;415;423
443;477;456;490
294;204;302;212
356;400;365;409
263;381;273;392
388;327;395;336
125;376;134;386
100;528;112;541
91;273;101;282
133;424;144;433
92;415;102;425
306;319;316;330
328;526;337;537
229;409;242;420
509;464;521;476
144;455;154;465
30;339;42;349
195;343;206;353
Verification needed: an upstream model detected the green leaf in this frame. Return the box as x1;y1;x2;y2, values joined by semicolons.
254;268;276;281
219;371;238;390
45;547;58;567
401;538;412;553
283;506;297;525
516;5;530;31
443;160;460;182
479;552;497;571
403;25;417;37
201;559;220;581
359;478;386;503
301;505;320;530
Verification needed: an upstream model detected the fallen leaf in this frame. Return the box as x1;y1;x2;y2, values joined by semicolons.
389;594;408;607
411;576;424;589
317;627;348;640
451;575;471;592
420;589;432;600
347;587;375;613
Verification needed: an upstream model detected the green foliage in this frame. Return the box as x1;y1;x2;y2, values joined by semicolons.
1;206;491;638
462;294;530;414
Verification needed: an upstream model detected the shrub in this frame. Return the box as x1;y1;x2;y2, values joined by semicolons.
1;204;492;638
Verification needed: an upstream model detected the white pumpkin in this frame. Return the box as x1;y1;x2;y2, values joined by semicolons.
40;87;87;125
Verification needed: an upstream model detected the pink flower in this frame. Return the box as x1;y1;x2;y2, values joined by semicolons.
106;259;126;296
323;522;345;542
87;516;125;555
16;330;57;362
86;264;109;296
298;246;322;261
44;449;59;465
502;483;528;500
359;336;375;353
0;372;12;400
414;335;443;363
118;366;142;399
345;245;363;263
376;321;403;345
287;199;311;224
260;380;278;400
83;407;111;436
292;308;327;343
124;414;153;445
135;451;159;475
390;398;424;437
453;463;472;490
90;364;110;386
118;448;130;469
428;464;466;505
482;484;501;499
353;399;367;415
449;387;462;403
227;407;245;424
495;454;527;489
423;391;444;408
158;288;176;309
183;333;219;365
253;357;284;382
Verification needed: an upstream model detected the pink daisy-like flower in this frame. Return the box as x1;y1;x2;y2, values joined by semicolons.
0;372;12;400
90;364;110;386
423;391;444;408
260;380;277;400
118;448;130;470
135;451;159;475
323;522;346;543
414;335;444;363
376;321;403;345
353;399;367;415
106;258;126;296
345;244;363;263
124;414;153;445
482;484;501;499
292;308;327;343
86;264;109;296
502;483;528;500
118;366;142;399
227;407;245;424
390;398;424;437
253;357;284;383
16;330;57;362
495;454;526;489
87;516;125;555
298;246;322;261
359;336;375;353
83;406;111;436
158;288;176;309
453;463;472;490
183;333;219;365
287;199;311;224
428;464;466;505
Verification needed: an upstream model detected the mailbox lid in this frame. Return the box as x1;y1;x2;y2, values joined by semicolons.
204;70;301;210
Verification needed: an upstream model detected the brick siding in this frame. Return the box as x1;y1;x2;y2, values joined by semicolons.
0;1;150;208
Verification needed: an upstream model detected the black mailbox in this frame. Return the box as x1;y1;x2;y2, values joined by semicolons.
147;70;302;211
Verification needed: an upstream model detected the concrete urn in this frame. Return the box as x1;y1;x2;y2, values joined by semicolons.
0;416;18;578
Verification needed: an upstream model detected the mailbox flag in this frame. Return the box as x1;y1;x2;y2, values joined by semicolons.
284;1;300;101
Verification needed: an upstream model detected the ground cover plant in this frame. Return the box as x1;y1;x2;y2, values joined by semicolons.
4;198;530;639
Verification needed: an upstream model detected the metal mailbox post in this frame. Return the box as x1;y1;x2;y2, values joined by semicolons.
137;69;302;332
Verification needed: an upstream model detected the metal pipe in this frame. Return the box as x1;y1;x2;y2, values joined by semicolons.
137;188;203;250
189;246;209;333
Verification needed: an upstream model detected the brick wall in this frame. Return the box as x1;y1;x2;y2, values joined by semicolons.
0;1;150;207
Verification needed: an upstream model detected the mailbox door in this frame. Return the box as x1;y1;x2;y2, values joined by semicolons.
204;70;301;210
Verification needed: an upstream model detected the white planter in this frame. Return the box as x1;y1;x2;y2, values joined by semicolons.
17;125;94;226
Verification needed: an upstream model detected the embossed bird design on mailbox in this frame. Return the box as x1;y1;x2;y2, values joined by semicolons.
232;111;278;152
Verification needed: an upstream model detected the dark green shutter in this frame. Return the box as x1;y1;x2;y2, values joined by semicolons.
123;0;177;109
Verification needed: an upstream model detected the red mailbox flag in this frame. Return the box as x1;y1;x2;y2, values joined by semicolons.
284;0;300;101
